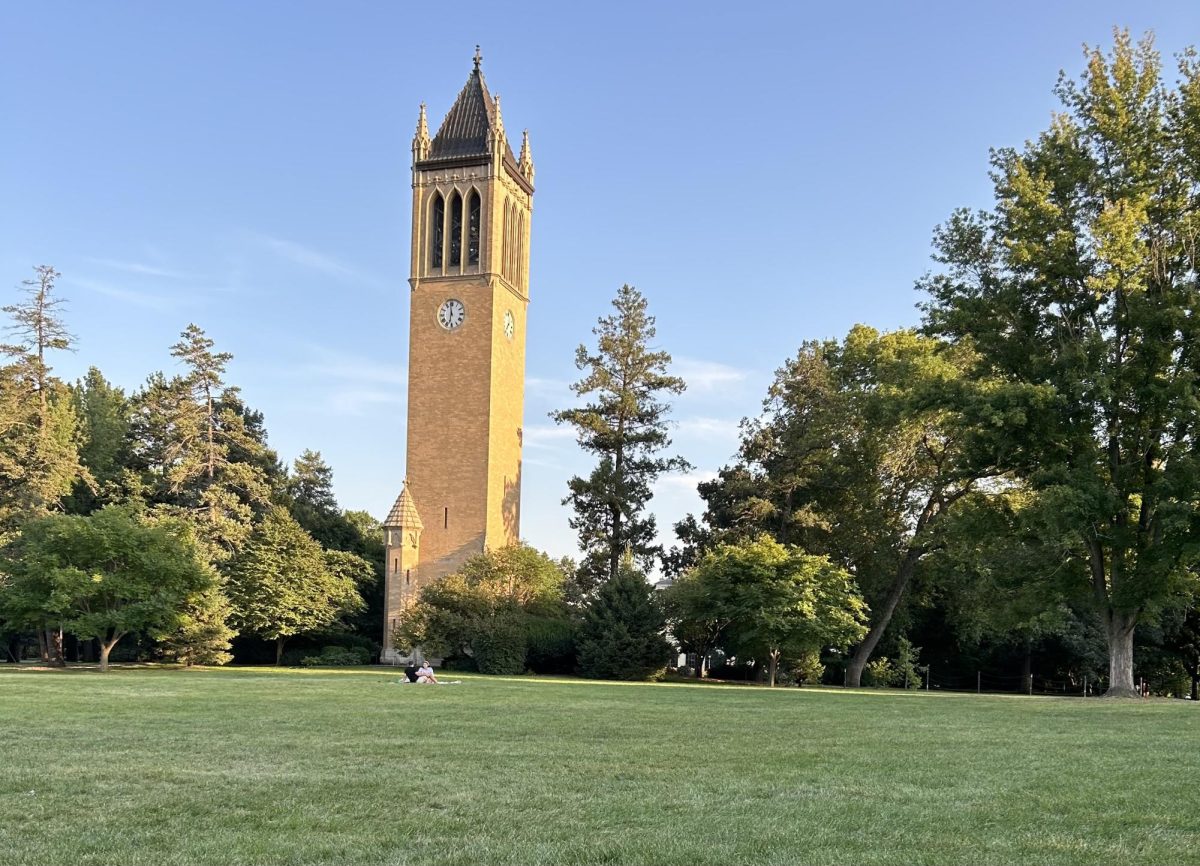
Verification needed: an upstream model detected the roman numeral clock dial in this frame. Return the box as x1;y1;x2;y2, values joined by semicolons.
437;298;465;330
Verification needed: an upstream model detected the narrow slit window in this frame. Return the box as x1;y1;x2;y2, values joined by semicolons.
448;193;463;266
431;194;444;268
444;507;449;529
393;557;398;573
405;569;411;585
467;190;481;265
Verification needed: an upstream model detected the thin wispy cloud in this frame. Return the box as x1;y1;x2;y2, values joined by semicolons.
83;257;196;280
301;345;407;386
675;416;741;441
524;423;576;450
526;376;572;398
654;469;719;495
251;233;387;290
673;357;751;392
328;387;406;417
69;277;190;312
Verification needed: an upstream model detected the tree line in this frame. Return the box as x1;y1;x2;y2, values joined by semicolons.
399;32;1200;698
0;268;385;668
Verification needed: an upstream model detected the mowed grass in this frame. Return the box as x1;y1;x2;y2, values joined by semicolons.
0;667;1197;865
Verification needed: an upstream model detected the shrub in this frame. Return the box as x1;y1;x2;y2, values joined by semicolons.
299;645;369;667
472;610;527;675
864;657;896;687
525;616;576;674
791;650;825;685
895;636;923;689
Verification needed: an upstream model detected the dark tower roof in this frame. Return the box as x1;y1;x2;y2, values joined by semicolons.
426;50;517;163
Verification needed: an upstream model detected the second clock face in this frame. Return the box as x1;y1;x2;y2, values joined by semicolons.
437;298;465;330
504;310;515;340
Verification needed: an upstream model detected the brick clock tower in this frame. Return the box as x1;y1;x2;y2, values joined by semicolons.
382;50;534;662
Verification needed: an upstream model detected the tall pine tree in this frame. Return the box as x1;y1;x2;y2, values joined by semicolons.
552;285;689;590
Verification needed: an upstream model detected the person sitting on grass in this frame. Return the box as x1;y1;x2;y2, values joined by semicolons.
416;661;438;684
403;662;419;683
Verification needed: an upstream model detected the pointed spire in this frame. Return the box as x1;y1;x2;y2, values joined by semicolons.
384;480;423;531
490;94;506;154
474;45;482;71
412;103;431;161
518;128;535;183
424;53;516;163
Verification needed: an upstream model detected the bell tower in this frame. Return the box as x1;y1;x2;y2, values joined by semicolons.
383;49;534;661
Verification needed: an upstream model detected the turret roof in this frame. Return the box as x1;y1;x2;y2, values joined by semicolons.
383;483;423;530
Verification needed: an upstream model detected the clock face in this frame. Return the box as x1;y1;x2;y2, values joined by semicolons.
504;310;515;340
437;298;465;330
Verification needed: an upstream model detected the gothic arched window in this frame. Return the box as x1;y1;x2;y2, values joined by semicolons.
502;199;511;279
448;192;463;267
431;193;444;269
517;212;525;284
467;190;481;265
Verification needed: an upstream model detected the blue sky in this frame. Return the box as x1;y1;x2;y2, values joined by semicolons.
3;2;1198;564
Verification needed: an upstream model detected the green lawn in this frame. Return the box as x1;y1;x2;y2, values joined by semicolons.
0;666;1196;865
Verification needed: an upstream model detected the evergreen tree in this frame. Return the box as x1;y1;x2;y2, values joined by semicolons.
552;285;690;588
64;367;130;514
0;266;85;664
128;326;272;561
0;266;85;535
575;556;671;680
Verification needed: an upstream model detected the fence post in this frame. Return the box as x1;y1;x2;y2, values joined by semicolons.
977;671;981;694
926;666;930;691
1084;675;1088;697
1028;673;1033;696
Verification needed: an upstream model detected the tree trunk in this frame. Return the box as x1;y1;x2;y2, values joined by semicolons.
276;636;286;666
36;629;48;663
846;552;919;687
1104;612;1139;698
1020;638;1032;691
50;627;65;666
98;640;117;672
695;653;706;679
1190;669;1198;703
768;650;779;688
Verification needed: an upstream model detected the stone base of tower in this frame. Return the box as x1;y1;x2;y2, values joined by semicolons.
380;646;413;665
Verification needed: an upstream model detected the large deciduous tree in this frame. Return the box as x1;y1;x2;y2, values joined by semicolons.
0;506;215;670
689;326;998;686
224;506;362;664
552;285;690;589
920;31;1200;696
395;545;570;675
672;536;868;687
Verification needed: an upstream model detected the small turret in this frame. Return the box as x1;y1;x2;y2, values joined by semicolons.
412;103;431;163
518;129;535;184
382;481;424;663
